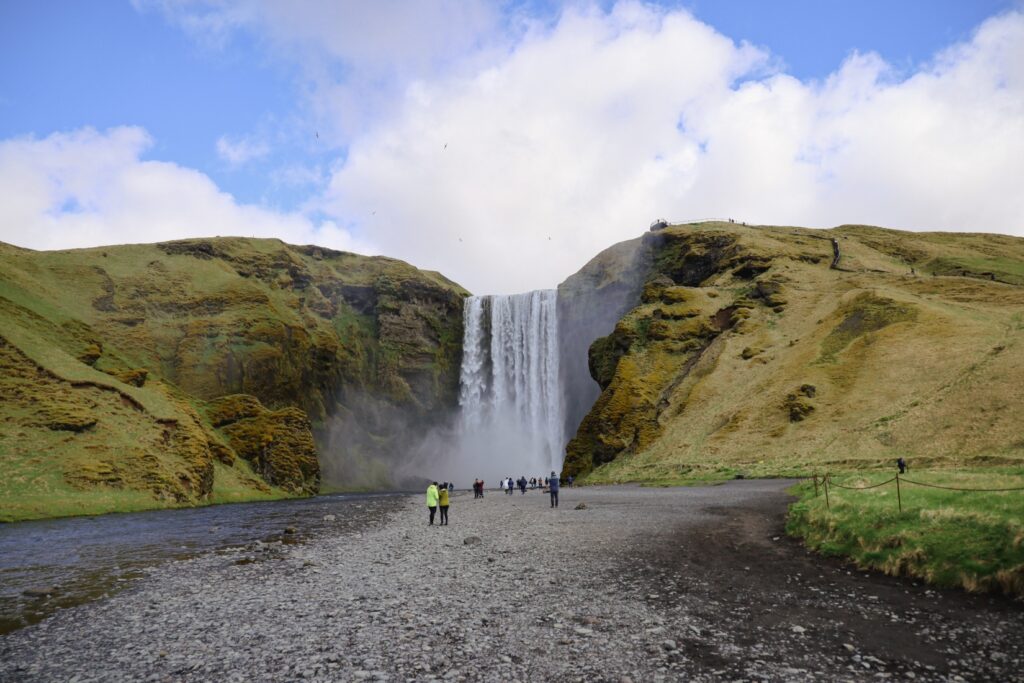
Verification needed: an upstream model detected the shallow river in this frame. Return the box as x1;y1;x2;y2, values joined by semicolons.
0;493;404;635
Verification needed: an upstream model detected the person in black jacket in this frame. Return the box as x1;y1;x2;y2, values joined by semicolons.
548;471;560;508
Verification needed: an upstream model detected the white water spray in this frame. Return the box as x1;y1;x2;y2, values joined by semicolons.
457;291;565;481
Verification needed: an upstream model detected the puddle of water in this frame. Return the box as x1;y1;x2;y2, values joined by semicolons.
0;493;404;634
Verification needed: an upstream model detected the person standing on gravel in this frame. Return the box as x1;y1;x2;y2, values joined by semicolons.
426;482;440;525
438;483;450;525
548;471;560;508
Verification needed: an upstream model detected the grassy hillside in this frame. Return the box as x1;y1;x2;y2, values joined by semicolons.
564;223;1024;481
561;222;1024;595
0;238;467;521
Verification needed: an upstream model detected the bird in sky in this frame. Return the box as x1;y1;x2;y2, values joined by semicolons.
443;143;447;150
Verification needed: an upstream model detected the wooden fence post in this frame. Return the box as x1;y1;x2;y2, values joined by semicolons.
824;473;830;510
813;474;819;498
896;474;902;513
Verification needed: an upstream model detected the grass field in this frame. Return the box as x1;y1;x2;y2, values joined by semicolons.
786;469;1024;597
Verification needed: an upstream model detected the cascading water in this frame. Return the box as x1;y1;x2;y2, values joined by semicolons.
457;290;565;481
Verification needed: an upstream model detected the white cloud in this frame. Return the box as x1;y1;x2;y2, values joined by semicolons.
317;5;1024;294
8;4;1024;296
134;0;508;140
0;126;371;254
215;134;270;166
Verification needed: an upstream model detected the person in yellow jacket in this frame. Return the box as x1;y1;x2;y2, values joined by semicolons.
438;482;450;526
426;482;440;525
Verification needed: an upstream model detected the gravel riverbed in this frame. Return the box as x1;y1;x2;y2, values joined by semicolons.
1;481;1022;682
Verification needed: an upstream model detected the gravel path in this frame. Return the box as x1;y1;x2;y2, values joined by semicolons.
2;481;1022;682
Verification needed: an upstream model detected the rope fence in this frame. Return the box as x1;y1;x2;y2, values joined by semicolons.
898;477;1024;493
807;472;1024;513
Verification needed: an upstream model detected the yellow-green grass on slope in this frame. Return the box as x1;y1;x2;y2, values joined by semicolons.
0;323;178;420
786;469;1024;597
581;452;819;487
0;336;302;522
0;461;293;523
207;461;294;506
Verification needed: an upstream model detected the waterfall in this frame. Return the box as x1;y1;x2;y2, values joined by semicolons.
457;290;565;480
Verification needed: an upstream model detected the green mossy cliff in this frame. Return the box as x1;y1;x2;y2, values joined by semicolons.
562;223;1024;481
0;238;466;521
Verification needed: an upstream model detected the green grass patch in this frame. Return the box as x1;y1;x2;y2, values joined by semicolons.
1;458;301;522
787;470;1024;596
0;322;178;420
817;293;918;363
580;456;802;487
207;461;295;505
927;256;1024;285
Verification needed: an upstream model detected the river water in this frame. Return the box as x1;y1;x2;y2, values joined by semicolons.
0;493;404;635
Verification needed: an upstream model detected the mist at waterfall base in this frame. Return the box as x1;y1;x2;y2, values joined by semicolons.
317;291;566;491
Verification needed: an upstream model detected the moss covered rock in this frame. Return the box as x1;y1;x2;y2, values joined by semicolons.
221;403;319;494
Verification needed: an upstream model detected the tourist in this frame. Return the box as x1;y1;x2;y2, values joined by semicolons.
426;482;440;525
439;482;450;525
506;477;514;495
448;481;454;493
567;475;574;487
549;471;560;508
897;457;908;474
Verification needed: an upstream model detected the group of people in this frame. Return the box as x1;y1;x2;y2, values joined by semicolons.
498;475;570;494
424;481;451;525
427;471;568;524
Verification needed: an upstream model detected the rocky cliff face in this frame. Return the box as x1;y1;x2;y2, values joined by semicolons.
557;236;650;448
561;223;1024;481
0;238;466;520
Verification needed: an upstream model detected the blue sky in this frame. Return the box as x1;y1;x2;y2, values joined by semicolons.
1;1;1022;293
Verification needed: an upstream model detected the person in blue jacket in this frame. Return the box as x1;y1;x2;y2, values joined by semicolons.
548;471;560;508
